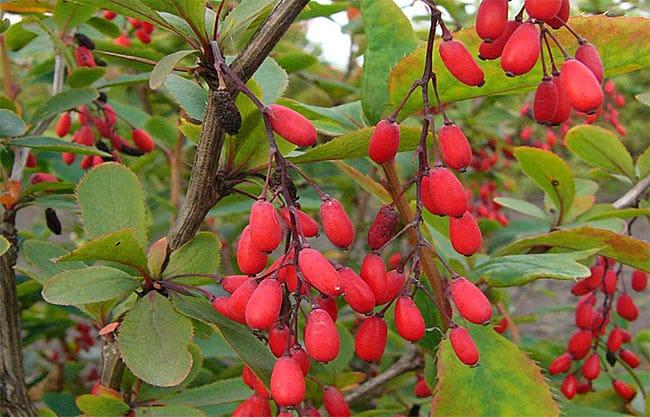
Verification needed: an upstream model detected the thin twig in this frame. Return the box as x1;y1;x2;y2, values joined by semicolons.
613;175;650;209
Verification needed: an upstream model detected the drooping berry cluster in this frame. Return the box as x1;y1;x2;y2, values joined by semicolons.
102;10;155;46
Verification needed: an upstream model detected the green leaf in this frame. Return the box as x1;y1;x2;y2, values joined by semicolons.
30;88;98;123
136;405;205;417
119;292;194;387
495;227;650;272
220;0;275;53
494;197;547;220
359;0;418;123
10;136;111;156
163;232;221;284
94;73;151;89
21;181;76;199
331;161;391;203
171;294;274;386
86;16;121;38
471;250;596;287
163;378;249;407
254;57;289;104
42;266;139;305
77;163;148;248
433;324;559;417
17;240;86;285
0;109;25;137
0;236;9;256
163;74;207;121
57;229;148;272
144;116;178;148
389;16;650;118
514;147;575;219
636;92;650;107
584;207;650;221
636;147;650;179
67;67;107;88
54;1;96;31
565;125;635;179
149;50;197;90
4;22;37;51
75;394;130;417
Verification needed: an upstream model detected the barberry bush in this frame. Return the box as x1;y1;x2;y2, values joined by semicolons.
0;1;649;417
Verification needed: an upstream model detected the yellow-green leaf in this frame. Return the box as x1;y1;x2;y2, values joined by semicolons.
565;125;635;179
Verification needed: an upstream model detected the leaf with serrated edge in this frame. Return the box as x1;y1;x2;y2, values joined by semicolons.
119;292;193;387
42;266;139;305
565;125;635;179
17;240;86;284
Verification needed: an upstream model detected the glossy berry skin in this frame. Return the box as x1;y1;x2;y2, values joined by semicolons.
368;119;400;163
414;376;433;398
74;126;95;146
270;356;306;407
616;294;638;321
55;113;71;137
581;353;600;380
135;28;151;44
561;374;578;399
268;104;317;147
280;207;319;238
367;205;399;250
305;308;340;363
449;326;479;366
245;279;282;330
631;270;647;292
525;0;562;20
439;123;472;170
546;0;570;29
427;167;468;217
132;128;155;153
341;268;376;314
549;352;572;375
602;270;617;295
449;211;482;256
533;78;559;125
575;42;604;84
222;275;250;293
320;198;355;249
439;39;485;87
232;395;270;417
585;265;604;290
450;277;492;324
612;380;636;401
298;248;342;297
75;46;96;67
479;20;521;61
560;59;603;114
236;226;268;275
29;173;57;185
384;270;405;305
607;328;625;352
395;296;425;342
269;324;292;357
360;254;388;304
575;302;595;330
476;0;508;41
354;316;387;362
501;23;540;77
314;295;338;321
242;366;269;398
619;350;640;368
323;387;351;417
568;330;592;359
249;200;283;253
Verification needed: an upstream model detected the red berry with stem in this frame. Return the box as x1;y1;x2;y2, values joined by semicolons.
394;296;425;342
585;265;604;290
450;277;492;324
479;20;521;61
549;75;574;124
354;316;387;362
548;352;572;375
546;0;570;29
476;0;509;42
568;330;592;359
612;380;636;401
314;295;338;321
575;302;596;330
289;345;310;376
494;317;508;334
367;205;399;250
341;267;376;314
616;294;638;321
439;123;472;170
236;226;268;275
533;77;559;125
228;278;258;324
414;375;433;398
232;395;270;417
103;10;117;19
427;167;468;217
242;366;269;398
304;308;340;363
360;254;388;304
581;353;600;380
245;278;282;330
501;23;540;77
135;28;151;44
269;324;293;357
575;42;604;84
631;270;647;292
280;207;319;238
602;269;617;295
29;173;57;185
607;328;625;352
439;39;485;87
560;59;603;114
268;104;317;147
561;374;578;399
619;350;640;368
323;387;350;417
525;0;562;20
222;275;250;293
368;119;400;164
270;356;306;407
298;248;342;297
55;112;71;137
383;269;405;305
132;128;155;153
320;198;355;249
449;326;479;366
249;200;283;253
449;211;483;256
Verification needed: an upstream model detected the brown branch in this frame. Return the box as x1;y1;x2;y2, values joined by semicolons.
613;174;650;209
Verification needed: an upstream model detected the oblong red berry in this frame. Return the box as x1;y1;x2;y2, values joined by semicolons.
232;395;270;417
304;308;340;363
450;277;492;324
237;226;268;275
320;198;354;249
62;152;75;165
546;0;570;29
368;119;400;164
612;379;636;401
549;352;572;375
395;296;425;342
245;278;282;330
585;265;604;290
367;205;399;250
73;125;95;146
298;248;341;297
242;366;269;398
268;104;317;147
280;207;319;238
581;353;600;380
55;112;71;137
314;295;338;322
449;326;479;366
439;123;472;170
501;23;540;77
560;59;603;114
575;42;604;84
132;128;155;153
525;0;562;20
449;211;482;256
427;167;468;217
354;316;387;362
270;356;306;407
269;323;292;357
533;78;559;125
602;269;618;295
561;374;578;399
479;20;521;61
616;294;638;321
568;330;592;358
29;173;57;185
75;46;96;67
341;268;376;314
360;254;388;304
249;200;283;253
135;28;151;44
414;375;433;398
631;270;647;292
476;0;508;41
575;302;595;330
619;350;640;368
323;387;350;417
222;275;250;293
439;39;485;87
607;328;625;352
383;270;405;305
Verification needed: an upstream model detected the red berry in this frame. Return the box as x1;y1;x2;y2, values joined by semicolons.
585;265;604;290
476;0;508;41
414;375;433;398
74;46;96;67
546;0;570;29
560;59;603;114
270;357;306;407
602;269;617;295
74;125;95;146
383;270;405;305
80;155;94;170
232;395;271;417
619;350;640;368
242;366;269;398
103;10;117;20
25;152;36;168
367;205;399;250
341;267;376;314
249;200;283;253
479;20;521;61
575;42;604;84
245;279;282;330
612;379;636;401
568;330;592;359
55;112;71;137
561;374;578;399
268;104;317;147
575;302;596;330
439;39;485;87
395;296;425;342
631;270;647;292
29;173;57;185
228;278;258;324
494;317;508;334
360;254;388;304
269;324;293;358
607;328;625;352
222;275;250;293
533;78;559;125
616;294;638;321
320;198;354;249
354;316;387;362
314;295;338;322
548;352;572;375
298;248;342;297
368;119;400;164
449;326;479;366
576;380;592;394
581;353;600;380
92;155;104;167
323;387;350;417
289;345;310;376
113;33;131;47
135;28;151;44
449;211;482;256
141;21;154;34
439;123;472;170
525;0;562;20
304;308;340;363
280;207;319;238
62;152;75;165
127;18;143;28
236;226;268;275
427;167;468;217
501;23;540;77
450;277;492;324
131;128;155;153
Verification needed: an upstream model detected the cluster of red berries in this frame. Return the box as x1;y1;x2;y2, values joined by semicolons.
102;10;155;46
548;256;646;402
468;181;509;226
